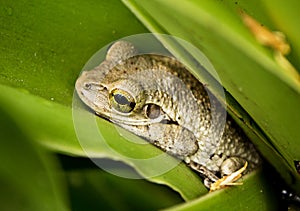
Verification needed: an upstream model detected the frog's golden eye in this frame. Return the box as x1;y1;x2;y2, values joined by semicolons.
109;89;136;113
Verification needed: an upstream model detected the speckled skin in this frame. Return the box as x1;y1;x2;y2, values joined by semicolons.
75;41;261;185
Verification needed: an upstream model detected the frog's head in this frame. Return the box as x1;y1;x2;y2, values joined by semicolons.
75;40;203;135
76;68;170;126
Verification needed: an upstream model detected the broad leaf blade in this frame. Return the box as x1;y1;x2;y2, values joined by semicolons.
164;169;281;211
0;107;69;211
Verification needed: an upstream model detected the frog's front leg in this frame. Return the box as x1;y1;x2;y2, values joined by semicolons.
119;122;199;158
188;161;220;188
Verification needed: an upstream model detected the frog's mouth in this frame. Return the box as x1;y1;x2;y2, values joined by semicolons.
113;114;170;125
76;78;178;127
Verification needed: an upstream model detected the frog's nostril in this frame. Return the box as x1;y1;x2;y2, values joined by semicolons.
84;83;91;89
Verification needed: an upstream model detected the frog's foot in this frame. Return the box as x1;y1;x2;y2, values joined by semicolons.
188;161;220;188
220;157;248;177
209;161;248;192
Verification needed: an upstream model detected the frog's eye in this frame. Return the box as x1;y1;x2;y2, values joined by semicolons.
144;104;162;119
109;89;136;113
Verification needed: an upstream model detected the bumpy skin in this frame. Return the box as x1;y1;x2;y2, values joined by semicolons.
76;41;261;185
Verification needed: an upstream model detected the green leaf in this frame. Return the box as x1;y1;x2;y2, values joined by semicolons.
122;0;300;194
0;0;147;106
261;0;300;69
0;106;68;211
65;168;183;211
163;169;281;211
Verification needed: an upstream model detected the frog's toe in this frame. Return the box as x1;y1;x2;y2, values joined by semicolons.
203;178;213;189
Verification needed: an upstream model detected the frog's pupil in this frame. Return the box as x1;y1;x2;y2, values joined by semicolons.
114;94;135;109
146;104;161;119
114;94;128;105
